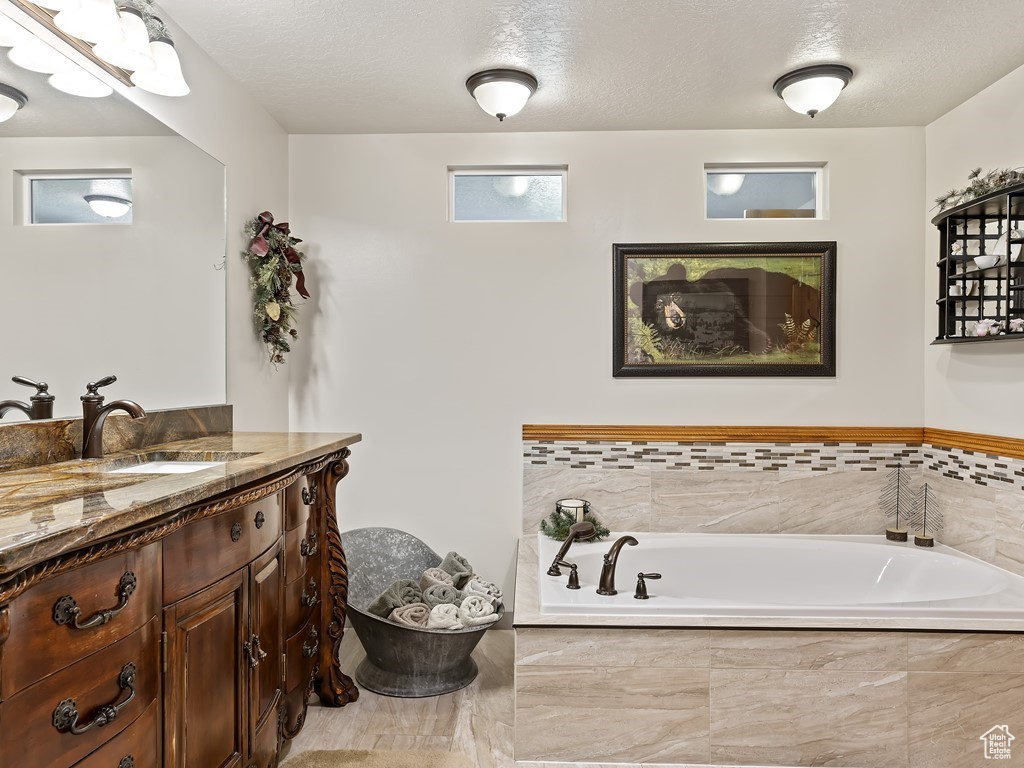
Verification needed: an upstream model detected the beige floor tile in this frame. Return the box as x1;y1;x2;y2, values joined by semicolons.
709;668;908;767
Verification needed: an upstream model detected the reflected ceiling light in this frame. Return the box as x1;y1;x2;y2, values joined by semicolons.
49;69;113;97
493;175;530;197
84;194;131;217
7;35;72;74
708;173;746;196
130;27;189;97
773;64;853;118
0;83;27;122
93;5;154;72
466;68;537;121
0;13;30;48
54;0;123;45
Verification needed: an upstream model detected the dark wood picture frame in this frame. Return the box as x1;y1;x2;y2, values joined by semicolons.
612;241;836;377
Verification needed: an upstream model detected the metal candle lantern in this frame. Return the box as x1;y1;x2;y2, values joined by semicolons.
556;498;590;524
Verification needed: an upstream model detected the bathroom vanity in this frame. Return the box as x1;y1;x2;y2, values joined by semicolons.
0;426;361;768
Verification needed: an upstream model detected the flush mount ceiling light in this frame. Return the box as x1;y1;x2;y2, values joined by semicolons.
0;83;27;122
466;68;538;122
84;194;131;217
773;64;853;118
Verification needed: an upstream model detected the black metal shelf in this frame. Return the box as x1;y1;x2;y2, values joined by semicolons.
934;185;1024;344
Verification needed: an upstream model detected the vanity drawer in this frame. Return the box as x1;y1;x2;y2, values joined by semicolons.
284;476;316;531
163;493;282;603
284;570;319;638
285;614;320;698
0;616;159;768
284;514;318;582
72;697;158;768
1;543;160;700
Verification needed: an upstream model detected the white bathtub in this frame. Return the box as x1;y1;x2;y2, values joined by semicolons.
537;532;1024;620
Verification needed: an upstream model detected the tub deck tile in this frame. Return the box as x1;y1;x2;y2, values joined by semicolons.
709;629;907;671
516;627;709;668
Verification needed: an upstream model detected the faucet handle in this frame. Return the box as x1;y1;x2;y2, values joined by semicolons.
85;376;117;396
12;376;50;396
634;572;662;600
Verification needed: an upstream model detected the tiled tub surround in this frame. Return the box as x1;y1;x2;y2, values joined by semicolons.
523;434;1024;579
513;538;1024;767
517;427;1024;767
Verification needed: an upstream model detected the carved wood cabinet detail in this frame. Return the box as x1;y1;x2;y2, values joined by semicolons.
0;447;358;768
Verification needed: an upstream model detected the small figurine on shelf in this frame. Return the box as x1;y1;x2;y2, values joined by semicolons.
909;482;942;547
1010;318;1024;333
880;463;912;541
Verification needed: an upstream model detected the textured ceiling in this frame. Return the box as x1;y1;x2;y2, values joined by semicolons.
159;0;1024;133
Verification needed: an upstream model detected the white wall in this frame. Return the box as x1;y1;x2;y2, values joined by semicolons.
289;128;925;591
925;63;1024;438
3;136;223;420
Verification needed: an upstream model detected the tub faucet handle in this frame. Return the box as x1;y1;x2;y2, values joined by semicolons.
634;572;661;600
566;563;580;590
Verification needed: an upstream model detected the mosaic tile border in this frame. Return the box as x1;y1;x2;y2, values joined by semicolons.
523;440;922;472
523;440;1024;493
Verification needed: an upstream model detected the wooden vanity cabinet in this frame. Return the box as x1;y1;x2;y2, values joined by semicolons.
0;446;359;768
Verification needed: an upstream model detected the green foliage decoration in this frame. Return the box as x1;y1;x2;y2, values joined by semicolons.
934;167;1024;212
540;507;611;542
243;212;310;365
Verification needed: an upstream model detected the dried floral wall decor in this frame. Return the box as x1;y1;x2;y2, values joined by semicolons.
243;211;310;365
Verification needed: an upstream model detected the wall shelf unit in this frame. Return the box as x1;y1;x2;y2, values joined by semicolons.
932;181;1024;344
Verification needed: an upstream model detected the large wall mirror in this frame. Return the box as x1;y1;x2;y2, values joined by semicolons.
0;9;226;422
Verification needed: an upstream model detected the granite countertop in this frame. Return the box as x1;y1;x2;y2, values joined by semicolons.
0;431;360;577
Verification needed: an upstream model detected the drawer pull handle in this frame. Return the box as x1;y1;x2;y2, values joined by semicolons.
302;626;319;659
52;663;137;735
300;530;318;558
301;578;319;608
118;756;135;768
301;484;317;506
254;510;265;529
243;634;267;668
231;522;242;542
53;572;137;630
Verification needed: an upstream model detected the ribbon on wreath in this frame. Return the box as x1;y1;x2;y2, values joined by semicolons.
248;211;310;299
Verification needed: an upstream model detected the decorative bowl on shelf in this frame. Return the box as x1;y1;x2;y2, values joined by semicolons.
973;253;1000;269
948;279;976;297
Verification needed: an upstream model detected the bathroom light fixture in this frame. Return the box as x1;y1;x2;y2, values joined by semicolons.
84;194;131;217
773;64;853;118
93;5;155;72
33;0;82;10
466;68;537;121
54;0;123;45
0;13;29;48
0;83;27;122
49;69;113;97
7;34;72;74
130;18;189;97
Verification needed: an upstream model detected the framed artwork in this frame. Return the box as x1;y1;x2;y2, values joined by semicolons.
612;241;836;377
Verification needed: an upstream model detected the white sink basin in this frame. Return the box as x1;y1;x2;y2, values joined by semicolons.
108;461;226;474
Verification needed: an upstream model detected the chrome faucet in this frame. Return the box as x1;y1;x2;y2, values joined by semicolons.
546;521;598;576
81;376;146;459
0;376;55;421
596;535;638;595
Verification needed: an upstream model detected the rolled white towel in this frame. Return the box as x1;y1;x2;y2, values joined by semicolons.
458;594;500;627
426;602;464;630
463;576;503;602
419;567;454;592
388;602;429;628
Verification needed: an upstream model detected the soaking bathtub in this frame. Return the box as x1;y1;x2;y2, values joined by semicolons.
513;533;1024;766
530;532;1024;624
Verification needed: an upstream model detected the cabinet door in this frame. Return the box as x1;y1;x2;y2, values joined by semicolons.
163;569;248;768
248;542;283;768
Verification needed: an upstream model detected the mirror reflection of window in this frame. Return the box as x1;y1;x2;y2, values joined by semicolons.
27;174;133;224
705;167;823;219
